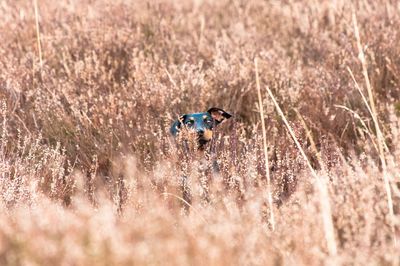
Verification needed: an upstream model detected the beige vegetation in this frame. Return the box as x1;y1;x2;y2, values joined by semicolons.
1;0;400;265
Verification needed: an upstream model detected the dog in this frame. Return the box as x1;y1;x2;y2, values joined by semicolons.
170;107;232;150
170;107;232;210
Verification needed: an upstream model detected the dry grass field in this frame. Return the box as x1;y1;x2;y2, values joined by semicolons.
1;0;400;265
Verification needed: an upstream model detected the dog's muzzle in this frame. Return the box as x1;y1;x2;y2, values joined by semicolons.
197;129;213;142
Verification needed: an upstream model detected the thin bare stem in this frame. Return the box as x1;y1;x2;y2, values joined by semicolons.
165;68;178;90
266;86;337;256
33;0;43;69
334;104;379;153
162;192;208;224
351;9;396;247
346;67;389;153
294;109;327;173
254;58;275;231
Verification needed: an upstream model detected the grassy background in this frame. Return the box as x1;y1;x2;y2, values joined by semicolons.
0;0;400;264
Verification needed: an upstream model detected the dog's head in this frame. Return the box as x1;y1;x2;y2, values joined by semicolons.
170;107;232;149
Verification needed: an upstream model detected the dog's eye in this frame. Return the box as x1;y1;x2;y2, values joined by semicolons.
204;118;213;125
185;120;194;126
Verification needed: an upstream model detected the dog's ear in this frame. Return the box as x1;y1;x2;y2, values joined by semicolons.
207;107;232;125
170;115;187;136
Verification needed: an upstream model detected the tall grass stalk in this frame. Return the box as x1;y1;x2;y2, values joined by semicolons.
346;68;389;153
334;104;379;153
33;0;43;69
294;109;327;173
162;192;208;224
351;10;397;246
265;86;337;256
254;58;275;231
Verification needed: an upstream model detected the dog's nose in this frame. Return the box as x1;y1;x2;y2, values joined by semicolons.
197;129;204;135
